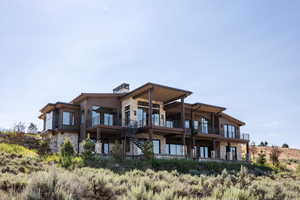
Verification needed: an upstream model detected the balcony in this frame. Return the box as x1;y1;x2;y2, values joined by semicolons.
219;130;250;141
88;115;120;128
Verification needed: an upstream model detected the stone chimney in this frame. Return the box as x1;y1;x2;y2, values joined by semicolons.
113;83;130;94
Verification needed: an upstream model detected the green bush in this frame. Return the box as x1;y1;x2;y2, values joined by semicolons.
256;150;267;165
81;137;95;164
60;139;75;168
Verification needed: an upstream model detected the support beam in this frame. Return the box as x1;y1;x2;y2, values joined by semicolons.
96;128;101;141
246;142;250;162
181;97;186;157
211;113;215;134
148;88;153;141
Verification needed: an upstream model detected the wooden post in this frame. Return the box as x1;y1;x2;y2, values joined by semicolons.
148;88;153;141
246;142;250;161
211;113;215;134
181;96;186;157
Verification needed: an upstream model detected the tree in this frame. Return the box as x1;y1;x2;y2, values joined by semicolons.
13;122;26;133
282;143;289;148
264;141;268;146
270;146;281;167
27;123;38;134
259;141;268;147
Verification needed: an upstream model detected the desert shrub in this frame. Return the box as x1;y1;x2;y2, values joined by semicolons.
282;143;289;148
256;150;267;165
0;143;37;158
297;164;300;175
111;141;123;162
0;173;27;193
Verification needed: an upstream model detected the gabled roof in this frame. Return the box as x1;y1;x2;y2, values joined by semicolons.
70;93;124;104
120;82;192;104
220;113;246;126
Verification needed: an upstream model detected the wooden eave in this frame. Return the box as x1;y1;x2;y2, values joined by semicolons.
120;82;192;103
39;102;80;114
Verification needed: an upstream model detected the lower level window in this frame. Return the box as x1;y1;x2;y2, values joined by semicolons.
198;146;209;158
166;144;184;155
103;143;109;154
153;140;160;154
226;146;237;160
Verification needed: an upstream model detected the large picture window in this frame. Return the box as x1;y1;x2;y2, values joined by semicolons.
224;125;236;138
92;107;101;126
201;118;208;134
104;113;113;126
45;111;53;130
165;144;184;155
63;112;74;126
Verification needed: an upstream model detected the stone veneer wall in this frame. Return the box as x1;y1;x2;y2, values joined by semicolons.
219;141;243;161
47;132;79;153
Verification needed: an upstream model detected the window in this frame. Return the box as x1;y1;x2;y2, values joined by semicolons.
166;121;174;128
201;118;208;134
63;112;74;126
104;113;113;126
103;143;110;154
152;110;160;126
153;140;160;154
125;111;130;126
92;111;100;126
198;146;209;158
45;111;53;130
185;120;190;128
166;144;184;155
137;108;147;127
193;121;199;130
224;125;236;138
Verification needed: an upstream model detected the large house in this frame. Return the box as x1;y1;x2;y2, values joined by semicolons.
39;83;250;161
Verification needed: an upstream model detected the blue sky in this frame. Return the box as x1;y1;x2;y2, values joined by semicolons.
0;1;299;148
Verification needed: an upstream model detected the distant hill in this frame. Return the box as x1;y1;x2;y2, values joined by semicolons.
251;146;300;170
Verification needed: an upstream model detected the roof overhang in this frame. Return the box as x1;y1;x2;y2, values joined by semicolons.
39;102;80;119
71;93;124;104
120;82;192;104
